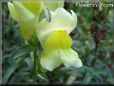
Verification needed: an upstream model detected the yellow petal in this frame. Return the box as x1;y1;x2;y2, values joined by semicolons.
44;30;73;51
19;18;37;40
21;0;43;15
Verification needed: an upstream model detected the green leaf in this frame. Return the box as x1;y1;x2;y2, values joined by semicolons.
24;57;33;68
37;74;48;82
66;75;76;85
2;64;19;84
13;45;33;59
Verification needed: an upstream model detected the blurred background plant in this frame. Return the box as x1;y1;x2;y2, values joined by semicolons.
2;0;114;85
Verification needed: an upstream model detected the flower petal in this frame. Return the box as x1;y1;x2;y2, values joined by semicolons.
44;30;73;51
40;50;62;71
60;49;83;68
37;8;77;46
13;1;37;40
21;0;43;15
13;1;35;22
43;0;64;11
50;8;77;34
8;2;19;21
19;18;37;40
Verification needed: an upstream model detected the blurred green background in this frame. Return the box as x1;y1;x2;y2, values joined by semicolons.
2;0;114;85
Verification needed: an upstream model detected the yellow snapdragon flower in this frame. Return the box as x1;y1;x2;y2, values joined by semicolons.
37;8;82;71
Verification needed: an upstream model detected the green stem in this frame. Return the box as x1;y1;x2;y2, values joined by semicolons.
33;47;37;83
33;36;38;83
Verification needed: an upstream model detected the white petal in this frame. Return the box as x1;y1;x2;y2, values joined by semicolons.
43;0;64;11
8;2;19;21
37;8;77;46
40;50;62;71
60;49;82;68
